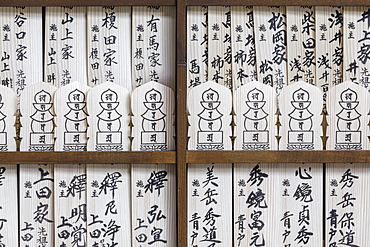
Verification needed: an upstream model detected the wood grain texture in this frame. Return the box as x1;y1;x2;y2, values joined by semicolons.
234;81;278;150
53;81;90;247
326;163;370;246
20;82;57;151
187;150;370;163
343;6;370;89
0;86;17;247
254;6;287;96
0;7;43;100
44;7;87;87
86;82;130;151
327;81;369;151
0;165;18;247
326;8;370;246
86;82;131;246
131;80;177;246
278;81;323;246
86;6;132;88
208;6;232;88
286;6;316;85
279;81;323;150
187;6;208;89
2;150;370;164
233;82;278;246
0;151;176;164
19;83;56;247
230;6;256;89
132;6;176;90
176;2;188;246
187;78;233;246
315;6;343;105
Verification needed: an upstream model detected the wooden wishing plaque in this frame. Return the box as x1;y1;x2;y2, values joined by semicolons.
187;80;232;247
53;81;90;247
0;85;17;247
86;81;131;246
274;80;324;246
131;81;176;246
208;6;232;89
44;7;87;87
19;82;57;247
87;6;131;88
87;82;130;152
233;81;277;151
233;81;277;246
279;81;323;150
131;81;175;152
20;82;57;152
54;81;91;152
132;6;176;90
326;81;370;246
286;6;316;85
254;6;287;96
343;7;370;89
86;7;133;246
0;7;43;100
188;80;232;151
187;6;208;90
327;81;369;151
230;6;256;89
315;6;343;108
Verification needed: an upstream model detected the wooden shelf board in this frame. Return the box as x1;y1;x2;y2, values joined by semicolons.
186;150;370;163
0;151;176;164
0;0;176;6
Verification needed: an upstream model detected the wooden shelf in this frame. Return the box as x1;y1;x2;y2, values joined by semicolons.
3;150;367;165
0;0;176;7
1;2;369;247
187;150;370;163
0;151;176;164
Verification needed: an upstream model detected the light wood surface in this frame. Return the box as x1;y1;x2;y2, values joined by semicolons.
87;6;132;89
187;80;232;246
233;81;277;246
286;6;316;85
44;7;87;87
231;6;256;89
254;6;288;96
0;3;370;247
208;6;232;89
132;6;176;90
131;81;176;246
19;82;57;247
315;6;343;109
53;81;90;246
0;85;17;247
187;6;208;90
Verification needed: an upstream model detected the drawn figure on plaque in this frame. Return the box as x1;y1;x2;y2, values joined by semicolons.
64;89;88;151
335;88;362;150
287;88;314;150
29;90;55;151
197;88;224;150
140;88;168;151
0;94;7;151
243;88;269;150
96;89;123;151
